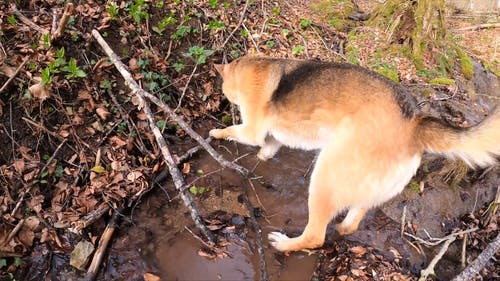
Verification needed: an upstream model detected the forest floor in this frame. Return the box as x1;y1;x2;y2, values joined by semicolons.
0;0;499;280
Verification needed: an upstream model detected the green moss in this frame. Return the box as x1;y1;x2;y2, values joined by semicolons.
406;180;421;194
310;0;354;30
456;47;474;79
484;60;500;77
429;77;455;86
221;114;232;125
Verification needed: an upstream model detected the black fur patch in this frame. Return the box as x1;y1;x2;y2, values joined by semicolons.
271;61;418;119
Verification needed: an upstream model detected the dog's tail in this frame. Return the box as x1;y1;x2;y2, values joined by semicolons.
413;107;500;167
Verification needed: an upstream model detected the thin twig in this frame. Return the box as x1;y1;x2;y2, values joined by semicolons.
239;192;268;281
404;227;478;247
0;56;30;94
175;64;197;111
220;0;249;49
400;205;407;238
451;232;500;281
453;23;500;32
418;236;456;281
10;4;45;33
1;219;25;246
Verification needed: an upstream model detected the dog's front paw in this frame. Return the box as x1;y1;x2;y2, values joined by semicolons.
209;128;225;139
268;231;291;252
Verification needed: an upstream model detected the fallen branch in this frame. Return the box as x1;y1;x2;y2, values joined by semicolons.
453;23;500;32
91;29;215;243
10;4;45;34
1;219;25;246
418;236;456;281
404;227;478;247
86;208;121;281
240;192;268;281
452;232;500;281
0;56;30;94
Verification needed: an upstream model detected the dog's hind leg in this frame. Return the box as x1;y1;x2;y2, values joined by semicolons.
335;207;367;235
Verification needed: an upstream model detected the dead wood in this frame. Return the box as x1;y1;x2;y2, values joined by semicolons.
52;3;74;40
85;209;121;281
91;29;215;243
452;232;500;281
240;192;268;281
0;56;30;94
10;4;45;34
453;23;500;31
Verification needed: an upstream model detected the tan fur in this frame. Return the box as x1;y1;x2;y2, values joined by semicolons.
210;55;500;252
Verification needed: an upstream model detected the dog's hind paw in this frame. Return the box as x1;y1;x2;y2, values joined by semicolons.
268;231;291;251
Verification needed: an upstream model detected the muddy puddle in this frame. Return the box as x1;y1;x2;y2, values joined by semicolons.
104;138;498;280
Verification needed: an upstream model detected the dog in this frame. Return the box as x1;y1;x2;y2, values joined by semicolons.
209;55;500;252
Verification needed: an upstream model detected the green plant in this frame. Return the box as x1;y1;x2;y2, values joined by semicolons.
292;45;305;55
129;0;149;24
107;2;119;20
207;20;225;32
41;67;53;86
172;62;185;72
171;25;191;40
153;14;177;35
42;33;51;49
155;1;164;8
189;185;208;195
61;58;86;80
209;0;219;8
7;15;18;25
299;18;312;29
185;46;214;65
265;40;276;48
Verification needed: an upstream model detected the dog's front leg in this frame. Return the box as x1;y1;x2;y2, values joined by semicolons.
209;124;264;146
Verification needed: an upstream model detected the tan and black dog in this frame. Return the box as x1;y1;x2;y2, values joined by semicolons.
209;55;500;252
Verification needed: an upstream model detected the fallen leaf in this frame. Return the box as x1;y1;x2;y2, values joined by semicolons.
70;240;95;270
96;107;111;120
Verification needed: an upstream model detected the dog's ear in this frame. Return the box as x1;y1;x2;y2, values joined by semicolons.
214;64;225;77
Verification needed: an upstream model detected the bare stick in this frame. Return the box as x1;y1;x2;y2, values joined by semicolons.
91;29;215;243
220;0;249;49
175;137;212;164
10;4;45;33
452;232;500;281
52;3;75;40
1;219;25;246
0;56;30;94
400;205;407;238
175;64;197;111
86;209;121;281
418;236;456;281
404;227;478;247
240;192;268;281
453;23;500;32
73;205;111;231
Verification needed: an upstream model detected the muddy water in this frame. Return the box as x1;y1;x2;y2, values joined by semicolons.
129;145;319;280
114;138;498;281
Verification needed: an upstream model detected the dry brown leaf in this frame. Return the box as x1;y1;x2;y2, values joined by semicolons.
182;162;191;174
96;107;111;120
109;136;127;148
349;246;367;257
28;78;51;101
129;58;139;72
13;160;26;173
0;64;16;78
